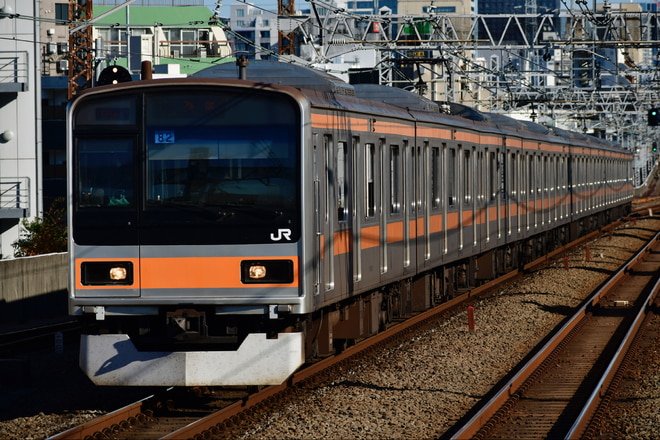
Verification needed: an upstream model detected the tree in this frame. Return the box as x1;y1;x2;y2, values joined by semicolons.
12;197;67;257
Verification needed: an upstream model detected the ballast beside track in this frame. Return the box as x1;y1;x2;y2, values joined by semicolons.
449;230;660;440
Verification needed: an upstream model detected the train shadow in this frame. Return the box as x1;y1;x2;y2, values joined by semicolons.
318;379;484;400
520;300;574;317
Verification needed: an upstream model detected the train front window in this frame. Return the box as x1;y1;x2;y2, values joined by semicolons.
76;138;135;209
146;129;295;213
143;89;300;244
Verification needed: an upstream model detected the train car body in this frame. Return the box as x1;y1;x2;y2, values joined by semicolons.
67;61;633;386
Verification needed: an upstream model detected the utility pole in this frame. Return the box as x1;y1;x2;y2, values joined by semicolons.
278;0;295;55
68;0;94;100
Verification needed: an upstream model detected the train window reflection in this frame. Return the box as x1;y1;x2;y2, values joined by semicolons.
145;127;296;219
76;138;134;209
143;90;299;228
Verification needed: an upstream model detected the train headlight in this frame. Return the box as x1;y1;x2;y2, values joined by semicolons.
109;266;127;281
241;260;294;284
81;261;133;285
248;265;267;279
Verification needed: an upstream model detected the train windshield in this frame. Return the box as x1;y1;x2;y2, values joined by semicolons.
72;87;301;245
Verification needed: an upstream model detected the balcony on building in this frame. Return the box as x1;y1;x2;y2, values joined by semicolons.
0;178;30;219
0;51;28;93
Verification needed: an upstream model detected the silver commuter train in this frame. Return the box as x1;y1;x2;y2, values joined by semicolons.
67;60;633;386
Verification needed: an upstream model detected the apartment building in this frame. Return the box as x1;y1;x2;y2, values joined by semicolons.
0;0;40;258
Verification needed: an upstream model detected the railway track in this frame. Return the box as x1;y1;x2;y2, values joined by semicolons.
447;229;660;440
49;284;490;440
46;213;657;440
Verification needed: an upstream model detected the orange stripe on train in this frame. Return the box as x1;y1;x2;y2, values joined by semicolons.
76;257;299;289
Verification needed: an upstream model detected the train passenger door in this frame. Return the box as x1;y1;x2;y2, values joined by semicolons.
314;134;339;304
506;147;521;238
460;146;475;253
444;144;459;260
312;139;321;298
377;138;390;275
353;138;381;289
403;141;419;275
414;142;427;272
477;148;486;253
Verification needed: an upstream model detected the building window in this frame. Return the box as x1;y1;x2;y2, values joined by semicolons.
166;29;199;56
97;28;127;57
55;3;68;24
424;6;456;13
236;8;245;17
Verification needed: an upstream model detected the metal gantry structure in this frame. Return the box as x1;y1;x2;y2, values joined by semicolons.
68;0;94;99
67;0;660;161
281;1;660;151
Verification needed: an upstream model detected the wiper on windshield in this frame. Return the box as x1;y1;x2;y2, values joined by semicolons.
150;199;287;221
209;204;287;221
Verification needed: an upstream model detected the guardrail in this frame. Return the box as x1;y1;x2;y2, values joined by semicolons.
0;51;28;92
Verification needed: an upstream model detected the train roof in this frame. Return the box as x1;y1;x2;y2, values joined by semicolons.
440;102;486;121
196;61;446;113
353;84;440;113
192;60;356;96
194;61;524;122
483;112;551;135
193;61;624;151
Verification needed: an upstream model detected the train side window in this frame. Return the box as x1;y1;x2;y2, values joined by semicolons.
489;151;497;201
539;155;544;195
390;145;401;214
324;135;332;223
365;143;375;218
337;141;348;222
447;147;456;207
509;151;516;199
431;147;440;209
525;154;536;197
463;148;472;205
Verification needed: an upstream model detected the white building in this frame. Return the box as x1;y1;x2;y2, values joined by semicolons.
230;3;279;60
0;1;40;259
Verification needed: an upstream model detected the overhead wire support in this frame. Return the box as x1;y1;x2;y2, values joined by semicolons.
278;0;295;55
68;0;140;99
68;0;94;99
278;2;660;136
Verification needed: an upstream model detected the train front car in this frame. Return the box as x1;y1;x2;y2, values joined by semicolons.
67;79;311;386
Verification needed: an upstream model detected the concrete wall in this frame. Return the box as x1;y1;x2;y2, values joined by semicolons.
0;252;67;326
634;162;659;199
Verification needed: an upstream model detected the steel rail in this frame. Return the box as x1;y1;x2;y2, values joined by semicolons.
47;393;163;440
565;265;660;439
449;230;660;440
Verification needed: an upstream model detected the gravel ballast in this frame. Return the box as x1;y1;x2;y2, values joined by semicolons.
233;218;660;440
